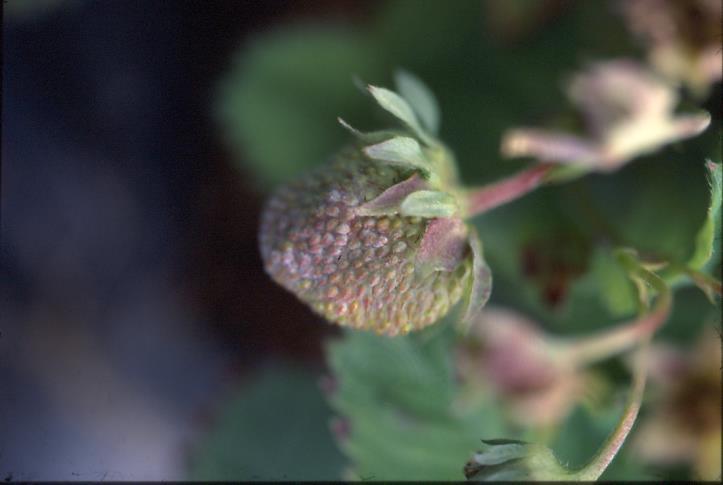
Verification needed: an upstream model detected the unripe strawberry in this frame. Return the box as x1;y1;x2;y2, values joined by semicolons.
259;73;492;336
261;151;467;335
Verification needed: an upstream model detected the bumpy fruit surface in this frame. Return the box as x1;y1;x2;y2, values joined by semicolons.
258;74;493;336
260;147;471;336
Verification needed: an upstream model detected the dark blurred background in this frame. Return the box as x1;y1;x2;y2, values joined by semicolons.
1;1;370;480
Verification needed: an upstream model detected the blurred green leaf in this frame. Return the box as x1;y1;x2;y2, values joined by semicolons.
472;186;609;333
688;160;722;270
587;159;710;264
655;286;716;343
368;85;432;144
394;69;441;134
474;152;716;335
586;247;638;318
326;323;510;480
216;1;642;191
216;26;381;189
188;364;345;481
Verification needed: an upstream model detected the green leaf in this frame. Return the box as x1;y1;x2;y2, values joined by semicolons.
188;364;345;481
688;160;722;270
585;156;710;264
216;26;380;190
363;136;431;176
368;85;433;145
589;247;638;318
394;69;441;134
475;148;717;335
326;324;511;480
401;190;458;217
471;187;606;333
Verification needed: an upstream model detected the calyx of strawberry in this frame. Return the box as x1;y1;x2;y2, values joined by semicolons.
338;71;493;329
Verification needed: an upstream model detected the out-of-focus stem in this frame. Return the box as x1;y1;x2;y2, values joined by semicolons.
682;266;722;299
568;250;660;480
571;338;650;481
551;250;672;368
464;163;555;217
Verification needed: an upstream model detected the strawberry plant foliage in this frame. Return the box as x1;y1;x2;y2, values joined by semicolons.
212;1;721;481
326;322;510;480
188;365;344;481
689;161;722;271
259;72;715;483
215;26;382;189
253;67;717;477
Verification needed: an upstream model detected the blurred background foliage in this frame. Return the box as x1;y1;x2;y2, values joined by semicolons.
2;0;719;481
188;364;345;480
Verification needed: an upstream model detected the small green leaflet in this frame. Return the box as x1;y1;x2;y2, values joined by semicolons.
368;85;434;145
401;190;458;217
337;117;400;145
461;228;493;326
688;160;722;270
394;69;441;135
363;136;431;176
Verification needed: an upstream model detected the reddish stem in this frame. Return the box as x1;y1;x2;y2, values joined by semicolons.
554;291;669;368
465;163;555;217
553;255;672;368
573;340;650;481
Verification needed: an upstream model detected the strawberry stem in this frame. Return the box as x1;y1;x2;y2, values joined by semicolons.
571;338;650;481
552;255;672;368
566;250;667;480
464;163;555;217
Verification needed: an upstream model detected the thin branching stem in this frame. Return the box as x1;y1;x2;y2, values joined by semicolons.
552;261;671;368
571;338;650;481
567;251;664;480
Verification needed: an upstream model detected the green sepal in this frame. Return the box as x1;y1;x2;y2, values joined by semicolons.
415;217;469;274
400;190;458;218
368;84;434;145
394;69;441;135
460;228;493;326
337;117;400;145
363;136;432;177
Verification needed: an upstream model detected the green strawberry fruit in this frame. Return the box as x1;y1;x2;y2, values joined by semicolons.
259;72;492;336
